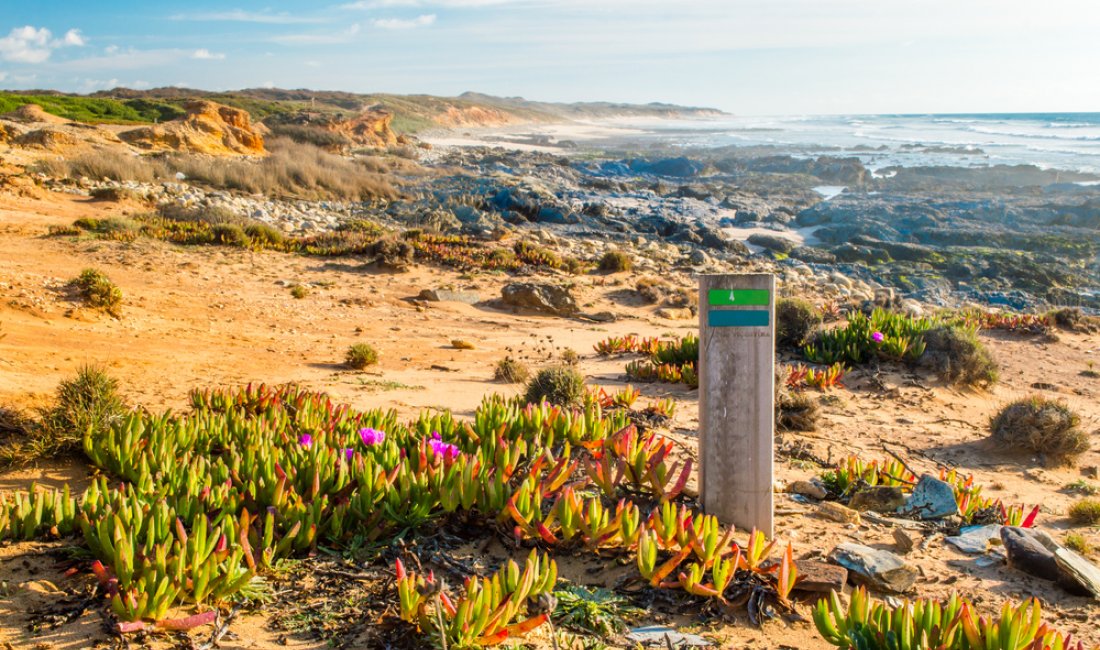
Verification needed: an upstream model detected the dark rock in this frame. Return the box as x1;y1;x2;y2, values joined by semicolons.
1002;526;1064;582
789;247;837;264
501;283;578;316
747;233;797;255
535;206;579;224
629;157;705;178
830;543;918;593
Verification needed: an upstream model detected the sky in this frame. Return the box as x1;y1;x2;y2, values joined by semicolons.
1;0;1098;115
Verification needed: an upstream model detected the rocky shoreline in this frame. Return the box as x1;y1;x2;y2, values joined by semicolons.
36;138;1100;313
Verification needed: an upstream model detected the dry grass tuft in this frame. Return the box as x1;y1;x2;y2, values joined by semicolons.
990;396;1090;466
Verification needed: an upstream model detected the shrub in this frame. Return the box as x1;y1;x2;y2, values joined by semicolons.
345;343;379;369
1064;532;1092;554
494;357;530;383
370;238;414;270
776;298;822;348
525;366;586;407
67;151;169;183
775;367;819;432
1068;498;1100;526
290;284;309;299
598;250;633;273
90;186;143;202
157;203;240;225
636;278;666;304
920;324;998;387
244;222;285;246
2;366;127;464
72;268;123;317
210;223;251;247
1049;307;1096;333
990;396;1090;466
560;348;580;366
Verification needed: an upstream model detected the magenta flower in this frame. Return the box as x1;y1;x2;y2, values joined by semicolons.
299;433;313;448
343;448;355;462
359;427;386;446
871;331;885;343
428;431;460;460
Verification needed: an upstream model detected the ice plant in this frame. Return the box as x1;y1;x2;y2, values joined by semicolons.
359;427;385;446
299;433;313;447
871;331;885;343
427;431;460;460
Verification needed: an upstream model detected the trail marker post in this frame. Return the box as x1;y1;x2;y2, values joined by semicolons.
698;273;775;537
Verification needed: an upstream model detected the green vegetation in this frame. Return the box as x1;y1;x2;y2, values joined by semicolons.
1;366;126;465
1065;532;1092;554
525;366;586;407
344;343;379;369
597;250;633;273
494;357;531;383
290;284;309;299
1069;498;1100;526
804;308;932;365
990;396;1089;466
0;92;184;124
776;297;822;348
920;324;999;387
72;268;123;317
553;584;641;637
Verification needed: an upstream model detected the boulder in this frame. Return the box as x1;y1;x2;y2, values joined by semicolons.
788;480;827;500
830;543;918;593
501;283;578;316
747;233;797;254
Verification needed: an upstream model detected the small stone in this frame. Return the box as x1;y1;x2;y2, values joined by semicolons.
626;626;711;647
898;474;958;520
450;339;475;350
893;528;915;555
1082;466;1099;479
788;480;827;500
849;486;907;513
794;559;849;593
580;311;617;323
816;501;861;525
830;543;919;593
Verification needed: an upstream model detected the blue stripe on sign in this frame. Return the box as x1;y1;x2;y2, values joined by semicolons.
708;310;770;327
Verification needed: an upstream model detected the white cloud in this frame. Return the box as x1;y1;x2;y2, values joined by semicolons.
105;44;119;54
344;0;508;7
0;26;86;64
192;48;226;60
261;80;276;88
372;14;436;29
270;23;362;44
171;10;327;24
0;71;7;82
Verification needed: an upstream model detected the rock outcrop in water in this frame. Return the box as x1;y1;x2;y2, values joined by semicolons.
119;101;265;155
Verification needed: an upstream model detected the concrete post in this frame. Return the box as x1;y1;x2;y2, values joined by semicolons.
698;273;776;536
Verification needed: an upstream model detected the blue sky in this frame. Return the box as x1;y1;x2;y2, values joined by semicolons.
1;1;1098;115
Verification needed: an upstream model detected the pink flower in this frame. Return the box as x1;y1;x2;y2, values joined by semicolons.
299;434;313;448
871;331;885;343
359;427;386;446
343;448;355;462
427;431;460;460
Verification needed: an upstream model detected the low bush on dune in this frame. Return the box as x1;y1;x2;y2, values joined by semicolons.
524;366;586;407
210;223;251;247
990;396;1090;466
776;297;821;349
920;324;999;387
1068;498;1100;526
775;366;820;432
597;250;633;273
71;268;123;317
345;343;379;369
1;366;127;466
494;356;530;383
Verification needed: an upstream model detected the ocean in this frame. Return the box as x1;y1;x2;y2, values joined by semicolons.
626;113;1100;175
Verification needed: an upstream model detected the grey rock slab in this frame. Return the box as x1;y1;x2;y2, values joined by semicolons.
1001;526;1062;582
418;289;481;304
898;474;958;520
946;525;1003;555
830;542;918;593
1054;548;1100;600
626;626;711;647
500;283;578;316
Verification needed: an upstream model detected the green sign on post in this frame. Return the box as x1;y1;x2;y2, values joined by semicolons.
708;289;771;307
